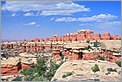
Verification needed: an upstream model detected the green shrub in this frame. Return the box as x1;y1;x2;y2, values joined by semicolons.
107;68;117;72
86;40;90;44
85;45;93;51
115;61;121;67
93;40;100;47
105;72;110;75
20;67;36;76
60;55;64;60
91;64;100;73
20;68;27;75
12;76;22;81
32;76;41;81
62;72;73;78
98;56;105;61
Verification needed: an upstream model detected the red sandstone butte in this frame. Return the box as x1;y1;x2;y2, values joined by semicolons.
45;38;51;43
111;35;121;40
103;32;111;40
25;30;120;42
95;33;101;40
34;38;39;42
40;38;44;42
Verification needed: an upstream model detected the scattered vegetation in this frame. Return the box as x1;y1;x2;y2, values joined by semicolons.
105;68;117;75
93;40;100;47
85;45;93;51
20;67;37;76
62;72;73;78
107;68;117;72
94;78;100;81
12;76;22;81
60;54;64;60
105;72;110;75
86;40;90;44
98;56;105;61
115;61;121;67
91;64;100;73
20;57;63;81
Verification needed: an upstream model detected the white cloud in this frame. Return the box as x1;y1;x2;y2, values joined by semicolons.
24;22;36;25
96;21;121;29
78;21;121;35
53;14;117;22
24;12;34;16
54;17;77;22
78;14;117;22
2;1;90;16
11;13;16;16
40;2;90;16
24;22;41;27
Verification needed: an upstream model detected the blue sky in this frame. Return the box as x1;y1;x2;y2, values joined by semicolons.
1;1;121;41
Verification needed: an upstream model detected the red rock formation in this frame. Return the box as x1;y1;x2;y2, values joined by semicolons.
40;38;44;42
1;64;32;76
52;49;61;62
111;35;121;40
34;38;39;42
57;36;63;42
95;33;101;40
45;38;51;43
102;32;111;40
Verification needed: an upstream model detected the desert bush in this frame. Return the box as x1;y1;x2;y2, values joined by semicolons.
62;72;73;78
98;56;105;61
107;68;117;72
91;64;100;73
115;61;121;67
20;67;36;76
12;76;22;81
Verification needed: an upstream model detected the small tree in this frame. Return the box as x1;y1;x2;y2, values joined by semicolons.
107;68;117;72
91;64;100;73
45;60;63;80
85;45;93;51
94;40;100;47
12;76;22;81
20;67;36;76
60;54;64;60
86;40;90;44
37;57;48;77
62;72;73;78
98;56;105;61
115;61;121;67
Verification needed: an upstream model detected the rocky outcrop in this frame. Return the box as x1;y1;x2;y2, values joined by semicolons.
40;38;44;42
111;35;121;40
21;30;120;43
45;38;51;43
51;60;121;81
102;32;111;40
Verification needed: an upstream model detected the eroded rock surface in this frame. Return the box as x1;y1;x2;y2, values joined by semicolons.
51;60;121;81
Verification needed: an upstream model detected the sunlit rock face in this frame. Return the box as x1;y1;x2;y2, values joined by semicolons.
102;32;111;40
40;38;44;42
34;38;39;42
51;60;121;81
95;33;101;40
45;38;51;43
22;30;120;42
111;35;121;40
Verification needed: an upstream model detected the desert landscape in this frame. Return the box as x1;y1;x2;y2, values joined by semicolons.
1;29;121;81
1;1;121;81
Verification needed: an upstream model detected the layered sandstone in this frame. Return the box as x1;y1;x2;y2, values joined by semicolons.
51;60;121;81
23;29;120;43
